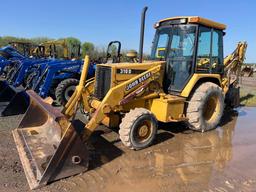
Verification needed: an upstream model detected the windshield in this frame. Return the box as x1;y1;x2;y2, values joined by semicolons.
151;25;198;93
151;25;197;60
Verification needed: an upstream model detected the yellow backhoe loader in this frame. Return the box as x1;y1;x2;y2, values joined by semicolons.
32;39;80;59
12;7;247;189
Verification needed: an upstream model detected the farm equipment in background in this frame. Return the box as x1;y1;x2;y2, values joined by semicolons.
0;61;78;116
32;39;76;59
0;40;121;116
4;38;81;88
0;40;81;116
12;6;248;189
9;41;38;57
241;65;254;77
105;41;122;63
24;40;121;106
1;39;76;78
0;46;26;76
26;60;87;103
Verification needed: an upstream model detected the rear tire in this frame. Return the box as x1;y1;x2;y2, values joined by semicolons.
119;108;158;150
55;78;79;106
186;82;224;132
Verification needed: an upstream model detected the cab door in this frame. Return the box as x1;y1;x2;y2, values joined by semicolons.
164;25;197;93
196;26;224;74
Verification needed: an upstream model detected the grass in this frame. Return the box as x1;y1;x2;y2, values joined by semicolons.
240;86;256;107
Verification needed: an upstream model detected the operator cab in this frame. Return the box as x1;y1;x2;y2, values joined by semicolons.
151;16;226;94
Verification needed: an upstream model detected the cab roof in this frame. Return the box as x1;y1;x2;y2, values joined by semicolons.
156;16;226;30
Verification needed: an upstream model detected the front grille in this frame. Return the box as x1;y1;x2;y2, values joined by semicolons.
94;66;111;100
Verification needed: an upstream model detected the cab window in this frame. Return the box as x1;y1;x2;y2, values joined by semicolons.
196;27;211;71
196;26;223;73
151;28;169;59
211;30;223;73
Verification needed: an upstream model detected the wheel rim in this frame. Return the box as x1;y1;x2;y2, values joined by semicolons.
64;85;76;101
203;93;220;123
134;120;153;143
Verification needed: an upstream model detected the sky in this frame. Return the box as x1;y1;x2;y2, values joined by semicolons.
0;0;255;62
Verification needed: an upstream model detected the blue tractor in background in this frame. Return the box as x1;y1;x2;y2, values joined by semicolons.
0;41;44;76
0;40;121;116
3;39;78;83
24;40;121;106
0;46;26;76
24;59;94;105
0;40;81;114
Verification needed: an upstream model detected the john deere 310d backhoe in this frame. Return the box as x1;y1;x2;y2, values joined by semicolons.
12;7;247;189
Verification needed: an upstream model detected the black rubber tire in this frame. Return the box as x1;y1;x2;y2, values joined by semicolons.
119;108;158;150
186;82;224;132
55;78;79;106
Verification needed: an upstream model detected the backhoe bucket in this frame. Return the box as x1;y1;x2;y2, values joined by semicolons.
12;90;89;190
0;81;29;116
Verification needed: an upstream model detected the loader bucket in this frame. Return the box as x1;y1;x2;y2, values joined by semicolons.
12;90;89;189
0;81;29;116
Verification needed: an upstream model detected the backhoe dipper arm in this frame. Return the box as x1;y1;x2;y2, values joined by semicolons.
223;42;247;86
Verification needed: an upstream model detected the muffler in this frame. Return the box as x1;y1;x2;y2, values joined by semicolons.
0;80;29;116
12;90;89;189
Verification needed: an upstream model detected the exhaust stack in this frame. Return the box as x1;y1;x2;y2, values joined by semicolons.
139;6;148;63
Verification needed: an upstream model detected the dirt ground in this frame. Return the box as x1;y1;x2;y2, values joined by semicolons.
0;79;256;192
240;76;256;106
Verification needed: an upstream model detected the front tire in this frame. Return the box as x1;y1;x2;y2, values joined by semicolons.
119;108;158;150
186;82;224;132
55;78;79;106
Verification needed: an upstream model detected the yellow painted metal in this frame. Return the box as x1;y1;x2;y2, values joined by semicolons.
33;39;70;59
82;64;163;139
203;94;220;124
156;47;166;59
223;42;247;87
62;55;90;118
180;74;222;97
62;42;246;139
101;114;120;128
157;16;226;30
98;61;165;87
150;94;186;122
23;18;245;150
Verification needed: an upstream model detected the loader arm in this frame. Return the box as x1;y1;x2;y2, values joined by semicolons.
83;64;162;139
